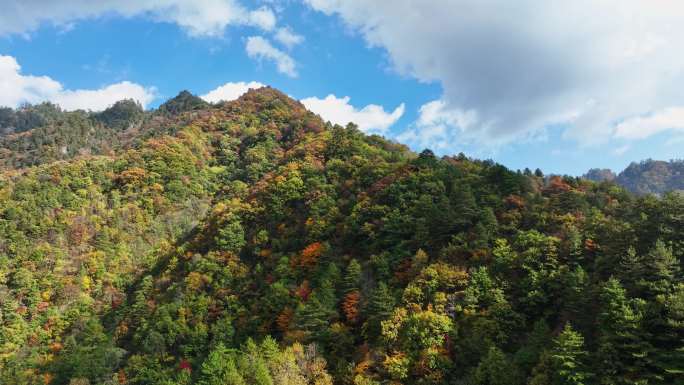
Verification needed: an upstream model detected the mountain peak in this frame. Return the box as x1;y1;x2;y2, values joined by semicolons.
158;90;209;115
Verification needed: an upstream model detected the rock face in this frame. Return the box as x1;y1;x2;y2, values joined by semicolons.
583;168;616;183
615;160;684;195
583;160;684;195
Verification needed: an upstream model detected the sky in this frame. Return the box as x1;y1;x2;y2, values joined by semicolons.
1;0;684;176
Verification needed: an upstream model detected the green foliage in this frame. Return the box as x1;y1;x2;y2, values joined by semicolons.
551;323;591;385
0;87;682;385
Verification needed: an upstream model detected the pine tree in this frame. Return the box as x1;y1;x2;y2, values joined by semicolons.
472;346;521;385
639;240;680;298
297;280;337;342
652;284;684;384
618;247;641;294
551;323;591;385
596;278;652;385
364;283;395;340
198;344;245;385
343;259;362;294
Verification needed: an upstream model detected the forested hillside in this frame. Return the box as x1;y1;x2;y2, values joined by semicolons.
1;88;683;385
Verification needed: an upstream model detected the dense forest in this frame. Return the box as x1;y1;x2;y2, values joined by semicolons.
1;87;683;385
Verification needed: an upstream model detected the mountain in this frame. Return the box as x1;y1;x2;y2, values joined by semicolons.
582;168;616;183
0;92;215;170
616;159;684;195
1;87;683;385
583;160;684;195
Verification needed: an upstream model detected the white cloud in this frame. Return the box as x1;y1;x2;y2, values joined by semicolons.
248;6;277;31
304;0;684;147
274;27;304;49
396;100;477;151
52;82;156;111
0;0;276;37
612;145;631;156
301;94;404;133
246;36;297;77
0;55;155;110
201;81;266;103
614;107;684;140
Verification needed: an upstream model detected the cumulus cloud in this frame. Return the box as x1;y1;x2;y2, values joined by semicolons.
396;100;477;151
247;6;277;31
304;0;684;148
0;55;155;110
0;0;276;37
614;107;684;140
201;81;266;103
246;36;297;77
301;94;404;134
274;27;304;49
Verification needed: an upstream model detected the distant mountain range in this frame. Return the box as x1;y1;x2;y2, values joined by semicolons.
584;160;684;195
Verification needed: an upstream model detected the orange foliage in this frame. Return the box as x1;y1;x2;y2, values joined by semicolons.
342;291;361;324
504;194;525;209
355;360;371;375
544;176;573;195
49;342;63;353
277;307;294;332
116;167;147;186
117;369;128;385
300;242;323;268
585;238;599;251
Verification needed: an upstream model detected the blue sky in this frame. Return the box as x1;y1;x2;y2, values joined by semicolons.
1;0;683;176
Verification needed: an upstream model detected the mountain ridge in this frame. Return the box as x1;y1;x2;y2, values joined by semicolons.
0;86;682;385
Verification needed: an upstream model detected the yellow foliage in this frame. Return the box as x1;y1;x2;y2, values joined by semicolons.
80;275;92;291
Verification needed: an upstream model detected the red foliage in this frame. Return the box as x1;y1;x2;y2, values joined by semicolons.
295;280;312;301
179;359;192;373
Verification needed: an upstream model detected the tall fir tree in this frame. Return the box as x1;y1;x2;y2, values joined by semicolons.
550;323;591;385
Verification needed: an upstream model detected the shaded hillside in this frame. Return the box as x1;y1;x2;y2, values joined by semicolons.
1;88;683;385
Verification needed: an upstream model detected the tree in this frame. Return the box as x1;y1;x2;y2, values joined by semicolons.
596;278;652;385
296;280;337;342
198;344;245;385
343;259;362;294
364;283;395;340
472;346;521;385
550;323;591;385
215;214;246;254
638;240;680;298
652;284;684;384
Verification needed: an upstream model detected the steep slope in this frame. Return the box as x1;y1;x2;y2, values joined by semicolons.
1;88;683;385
